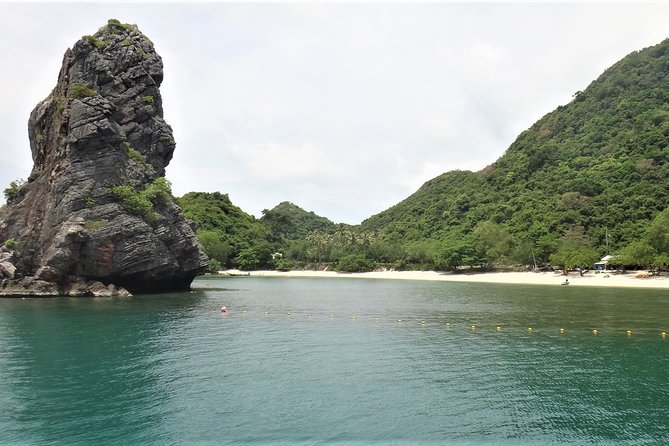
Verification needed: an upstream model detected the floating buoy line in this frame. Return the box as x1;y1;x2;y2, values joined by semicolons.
219;308;668;337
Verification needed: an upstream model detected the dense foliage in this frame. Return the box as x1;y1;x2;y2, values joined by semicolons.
110;177;172;222
176;192;273;271
260;201;337;242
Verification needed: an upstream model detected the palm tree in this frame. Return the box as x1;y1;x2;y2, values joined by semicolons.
306;231;330;268
334;224;349;246
359;231;376;246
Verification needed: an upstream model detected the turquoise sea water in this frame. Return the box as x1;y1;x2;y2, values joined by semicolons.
1;276;668;445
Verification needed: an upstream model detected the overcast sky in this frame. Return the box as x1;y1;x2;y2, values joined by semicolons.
1;2;669;224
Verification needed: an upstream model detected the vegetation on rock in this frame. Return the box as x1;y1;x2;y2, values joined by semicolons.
67;83;98;99
83;220;108;231
3;179;25;204
110;177;172;222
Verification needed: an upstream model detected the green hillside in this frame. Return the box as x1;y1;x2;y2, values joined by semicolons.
176;192;273;271
359;38;669;269
260;201;337;242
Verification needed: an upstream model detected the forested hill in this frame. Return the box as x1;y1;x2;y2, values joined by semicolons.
360;38;669;264
260;201;337;242
176;192;272;270
176;194;339;271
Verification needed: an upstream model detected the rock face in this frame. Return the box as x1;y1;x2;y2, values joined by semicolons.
0;20;209;295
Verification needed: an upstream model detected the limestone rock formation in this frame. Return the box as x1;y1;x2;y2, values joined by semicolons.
0;19;208;295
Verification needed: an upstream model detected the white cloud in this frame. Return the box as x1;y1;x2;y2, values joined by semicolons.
1;3;669;223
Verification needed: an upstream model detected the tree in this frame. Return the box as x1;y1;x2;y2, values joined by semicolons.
434;237;472;271
473;221;514;269
654;253;669;271
235;248;260;271
404;240;439;268
306;231;331;268
616;240;658;270
335;254;374;272
334;223;350;245
197;230;233;267
549;226;600;275
275;258;292;271
647;207;669;254
208;258;222;273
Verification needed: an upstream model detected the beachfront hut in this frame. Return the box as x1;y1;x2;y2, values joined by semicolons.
594;254;615;271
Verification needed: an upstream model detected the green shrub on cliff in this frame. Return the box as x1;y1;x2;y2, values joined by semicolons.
122;142;151;172
103;19;135;35
143;177;172;206
3;179;25;204
84;220;107;231
110;184;154;220
110;177;172;222
68;83;98;99
83;35;108;49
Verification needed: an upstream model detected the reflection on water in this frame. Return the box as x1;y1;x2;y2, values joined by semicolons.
0;278;668;445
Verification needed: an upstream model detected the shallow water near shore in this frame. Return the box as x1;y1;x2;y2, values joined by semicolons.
1;276;668;445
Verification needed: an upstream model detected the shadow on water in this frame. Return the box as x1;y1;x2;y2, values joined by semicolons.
0;292;205;445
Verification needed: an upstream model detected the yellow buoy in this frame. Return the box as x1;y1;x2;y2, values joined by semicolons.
397;319;403;323
471;324;476;330
421;320;427;325
662;332;667;338
528;327;533;332
264;311;269;315
287;312;291;315
559;328;565;334
626;330;632;336
446;323;450;327
592;329;599;335
308;313;312;317
351;315;357;320
496;326;501;332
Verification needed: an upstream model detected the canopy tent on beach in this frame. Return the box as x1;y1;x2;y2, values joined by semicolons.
594;255;616;271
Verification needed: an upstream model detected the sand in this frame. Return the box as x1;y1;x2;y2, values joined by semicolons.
234;269;669;289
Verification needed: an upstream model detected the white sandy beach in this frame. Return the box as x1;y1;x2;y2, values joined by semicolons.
228;269;669;289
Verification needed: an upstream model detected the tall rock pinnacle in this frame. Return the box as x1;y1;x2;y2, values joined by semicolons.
0;19;209;295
